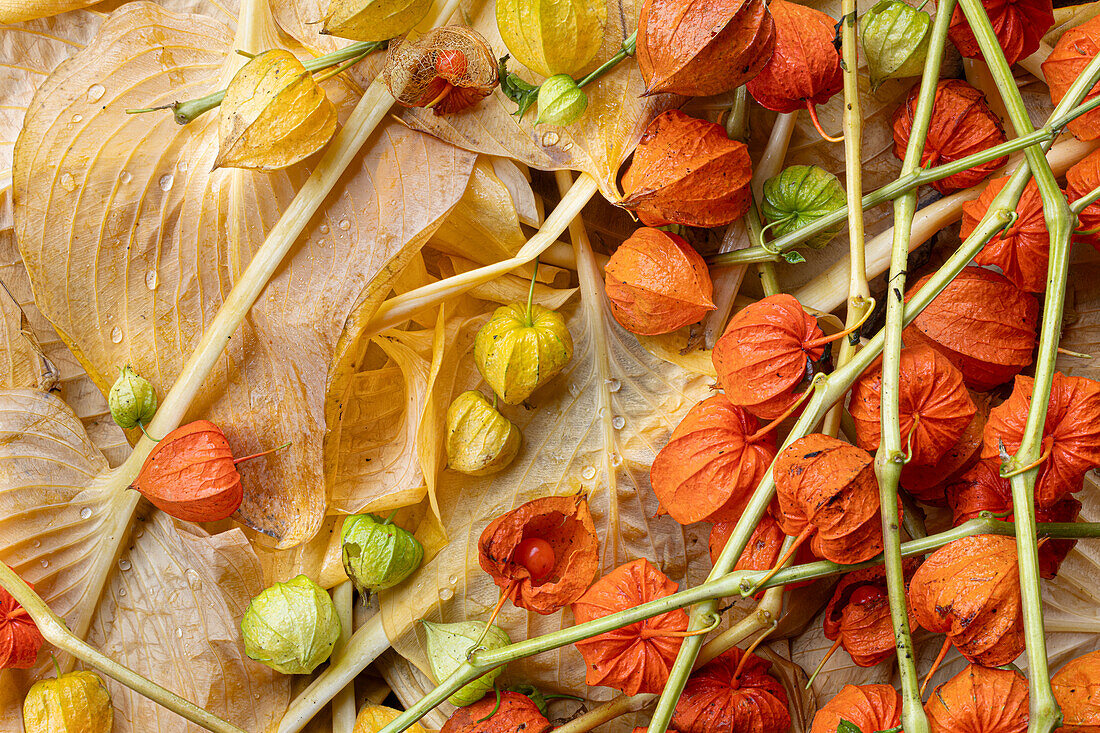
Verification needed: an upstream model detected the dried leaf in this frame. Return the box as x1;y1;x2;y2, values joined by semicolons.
810;684;902;733
1052;650;1100;731
0;1;99;23
671;647;791;733
323;0;431;42
963;176;1054;293
354;704;429;733
925;664;1029;733
1043;15;1100;141
948;0;1054;65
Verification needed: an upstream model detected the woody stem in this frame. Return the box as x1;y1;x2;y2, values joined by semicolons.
957;2;1080;729
744;524;814;594
0;564;247;733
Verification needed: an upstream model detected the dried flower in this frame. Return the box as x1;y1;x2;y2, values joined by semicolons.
637;0;776;96
383;27;498;115
478;495;599;614
948;0;1053;65
1;575;43;670
354;705;428;733
1043;15;1100;140
904;267;1039;391
445;391;522;475
604;228;716;335
650;394;776;524
925;664;1029;733
671;647;791;733
341;514;423;595
963;176;1055;293
474;302;573;405
908;534;1024;667
23;671;113;733
423;620;511;706
761;165;847;250
535;74;588;126
108;365;157;430
811;684;902;733
859;1;931;90
774;434;883;564
892;80;1008;194
746;0;843;136
1067;148;1100;252
899;391;990;505
496;0;607;78
1052;650;1100;731
712;294;827;421
981;372;1100;507
241;574;341;675
849;345;976;468
441;691;552;733
572;559;690;696
323;0;431;42
620;111;754;228
823;563;919;667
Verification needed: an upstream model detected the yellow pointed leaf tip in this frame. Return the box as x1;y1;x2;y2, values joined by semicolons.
23;671;114;733
474;303;575;404
354;705;428;733
496;0;608;77
323;0;432;42
216;49;337;171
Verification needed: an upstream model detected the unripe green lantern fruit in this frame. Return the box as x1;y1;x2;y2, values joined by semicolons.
423;620;511;706
241;575;340;675
341;513;423;595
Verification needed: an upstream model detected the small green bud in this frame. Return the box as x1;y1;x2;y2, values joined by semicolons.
859;0;931;90
535;74;588;126
241;575;340;674
761;165;847;250
341;514;423;595
423;620;511;706
445;391;521;475
108;365;157;429
474;303;573;404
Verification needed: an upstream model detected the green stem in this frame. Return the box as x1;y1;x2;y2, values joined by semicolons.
1070;182;1100;214
750;208;781;295
708;95;1100;266
575;32;637;90
525;257;540;325
875;3;954;728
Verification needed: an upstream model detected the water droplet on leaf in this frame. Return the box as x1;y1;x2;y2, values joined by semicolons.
612;415;625;429
86;84;105;102
60;173;76;192
80;507;92;520
119;171;132;184
145;271;158;290
118;559;131;571
582;466;596;480
110;327;123;343
159;173;174;191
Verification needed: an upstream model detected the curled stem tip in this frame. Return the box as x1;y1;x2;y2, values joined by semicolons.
921;636;952;698
806;102;844;143
804;299;876;348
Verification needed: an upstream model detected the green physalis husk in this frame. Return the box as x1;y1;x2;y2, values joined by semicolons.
761;165;847;250
341;513;423;595
474;303;573;404
108;365;157;429
859;0;932;90
241;574;340;675
508;684;549;716
23;671;113;733
445;391;521;475
535;74;588;126
423;620;511;706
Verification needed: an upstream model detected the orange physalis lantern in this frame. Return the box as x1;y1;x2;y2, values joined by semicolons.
440;692;552;733
135;420;282;522
849;345;976;468
604;228;716;335
637;0;776;96
382;27;498;115
981;372;1100;508
1052;650;1100;731
1;574;44;670
712;294;829;421
962;176;1055;293
745;0;843;140
1043;15;1100;141
571;559;690;696
925;664;1029;733
621;111;754;228
822;563;920;668
892;80;1008;194
810;684;902;733
650;394;776;524
478;495;600;614
709;510;815;593
900;391;990;505
947;0;1053;65
908;534;1024;667
773;434;884;564
946;460;1081;579
904;267;1039;391
1067;148;1100;252
671;647;791;733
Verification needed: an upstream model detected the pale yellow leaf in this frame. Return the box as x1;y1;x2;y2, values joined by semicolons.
323;0;432;42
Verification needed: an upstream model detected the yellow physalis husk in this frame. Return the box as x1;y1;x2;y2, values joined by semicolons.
445;391;522;475
496;0;608;77
354;704;429;733
323;0;431;42
23;671;113;733
474;303;574;404
215;49;338;171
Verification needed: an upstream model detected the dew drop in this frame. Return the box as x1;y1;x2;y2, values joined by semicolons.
338;218;351;231
175;628;184;638
569;383;580;397
611;453;624;468
33;541;40;549
71;113;83;123
110;327;123;343
40;560;49;568
87;84;105;102
448;574;459;585
582;466;596;480
158;173;174;191
186;569;203;590
541;131;560;146
145;271;158;290
60;173;76;192
119;170;132;184
177;159;189;173
606;378;621;393
612;415;625;430
118;559;132;571
319;224;330;235
439;588;454;601
79;507;93;520
118;588;126;597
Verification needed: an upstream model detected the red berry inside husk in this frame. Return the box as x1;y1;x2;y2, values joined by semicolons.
514;538;555;581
